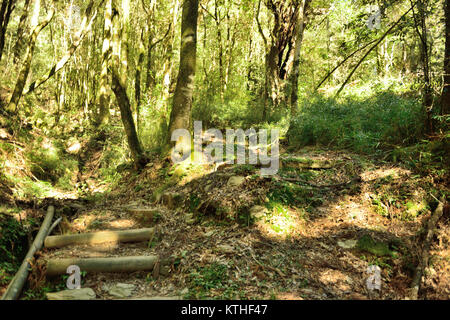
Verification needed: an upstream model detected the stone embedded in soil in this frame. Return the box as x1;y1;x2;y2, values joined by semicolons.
160;265;171;276
204;230;215;237
217;244;234;253
348;292;368;300
162;192;183;209
127;208;159;225
132;296;182;300
46;288;96;300
337;239;358;249
180;288;189;295
250;205;268;220
105;283;136;298
227;176;245;187
185;213;196;224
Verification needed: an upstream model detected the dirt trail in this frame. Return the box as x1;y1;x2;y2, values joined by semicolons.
33;147;449;300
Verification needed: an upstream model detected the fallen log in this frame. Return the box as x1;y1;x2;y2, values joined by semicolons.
275;175;362;189
408;197;445;300
46;255;159;276
47;217;62;236
280;158;334;170
44;228;155;248
1;206;55;300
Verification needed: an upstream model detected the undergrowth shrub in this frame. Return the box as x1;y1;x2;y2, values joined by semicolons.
26;138;78;188
193;84;263;128
288;91;424;153
138;86;170;153
0;214;31;285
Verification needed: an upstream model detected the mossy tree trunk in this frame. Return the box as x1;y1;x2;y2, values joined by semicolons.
442;0;450;115
135;31;144;128
111;0;147;169
414;0;433;133
142;0;157;92
7;3;54;113
111;71;147;169
160;0;179;107
257;0;299;121
168;0;199;144
97;0;113;126
13;0;31;64
0;0;15;64
120;0;130;82
288;0;309;118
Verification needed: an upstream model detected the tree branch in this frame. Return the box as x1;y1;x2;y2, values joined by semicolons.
335;4;415;97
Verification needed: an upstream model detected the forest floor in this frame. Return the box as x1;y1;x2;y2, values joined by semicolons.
4;146;449;300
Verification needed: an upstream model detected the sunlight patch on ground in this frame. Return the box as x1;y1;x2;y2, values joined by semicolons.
256;205;305;240
360;167;411;182
319;269;353;292
275;292;304;300
104;219;136;230
72;214;96;232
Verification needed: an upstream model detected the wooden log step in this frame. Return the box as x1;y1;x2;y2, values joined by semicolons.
44;228;154;248
46;255;159;276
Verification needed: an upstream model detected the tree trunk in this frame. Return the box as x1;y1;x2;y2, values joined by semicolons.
415;0;433;134
112;70;147;169
168;0;199;143
6;5;54;113
146;33;155;90
258;0;299;119
120;0;130;82
214;0;224;101
288;0;309;118
135;32;145;125
135;29;148;137
97;0;112;125
266;45;280;111
143;0;156;91
160;0;179;103
13;0;31;63
111;7;146;169
0;0;15;64
224;9;237;92
442;0;450;115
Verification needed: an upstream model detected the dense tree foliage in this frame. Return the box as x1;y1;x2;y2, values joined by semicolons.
0;0;447;173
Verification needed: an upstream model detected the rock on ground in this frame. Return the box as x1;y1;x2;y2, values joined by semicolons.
46;288;96;300
104;283;136;298
227;176;246;188
250;205;268;220
337;239;358;249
